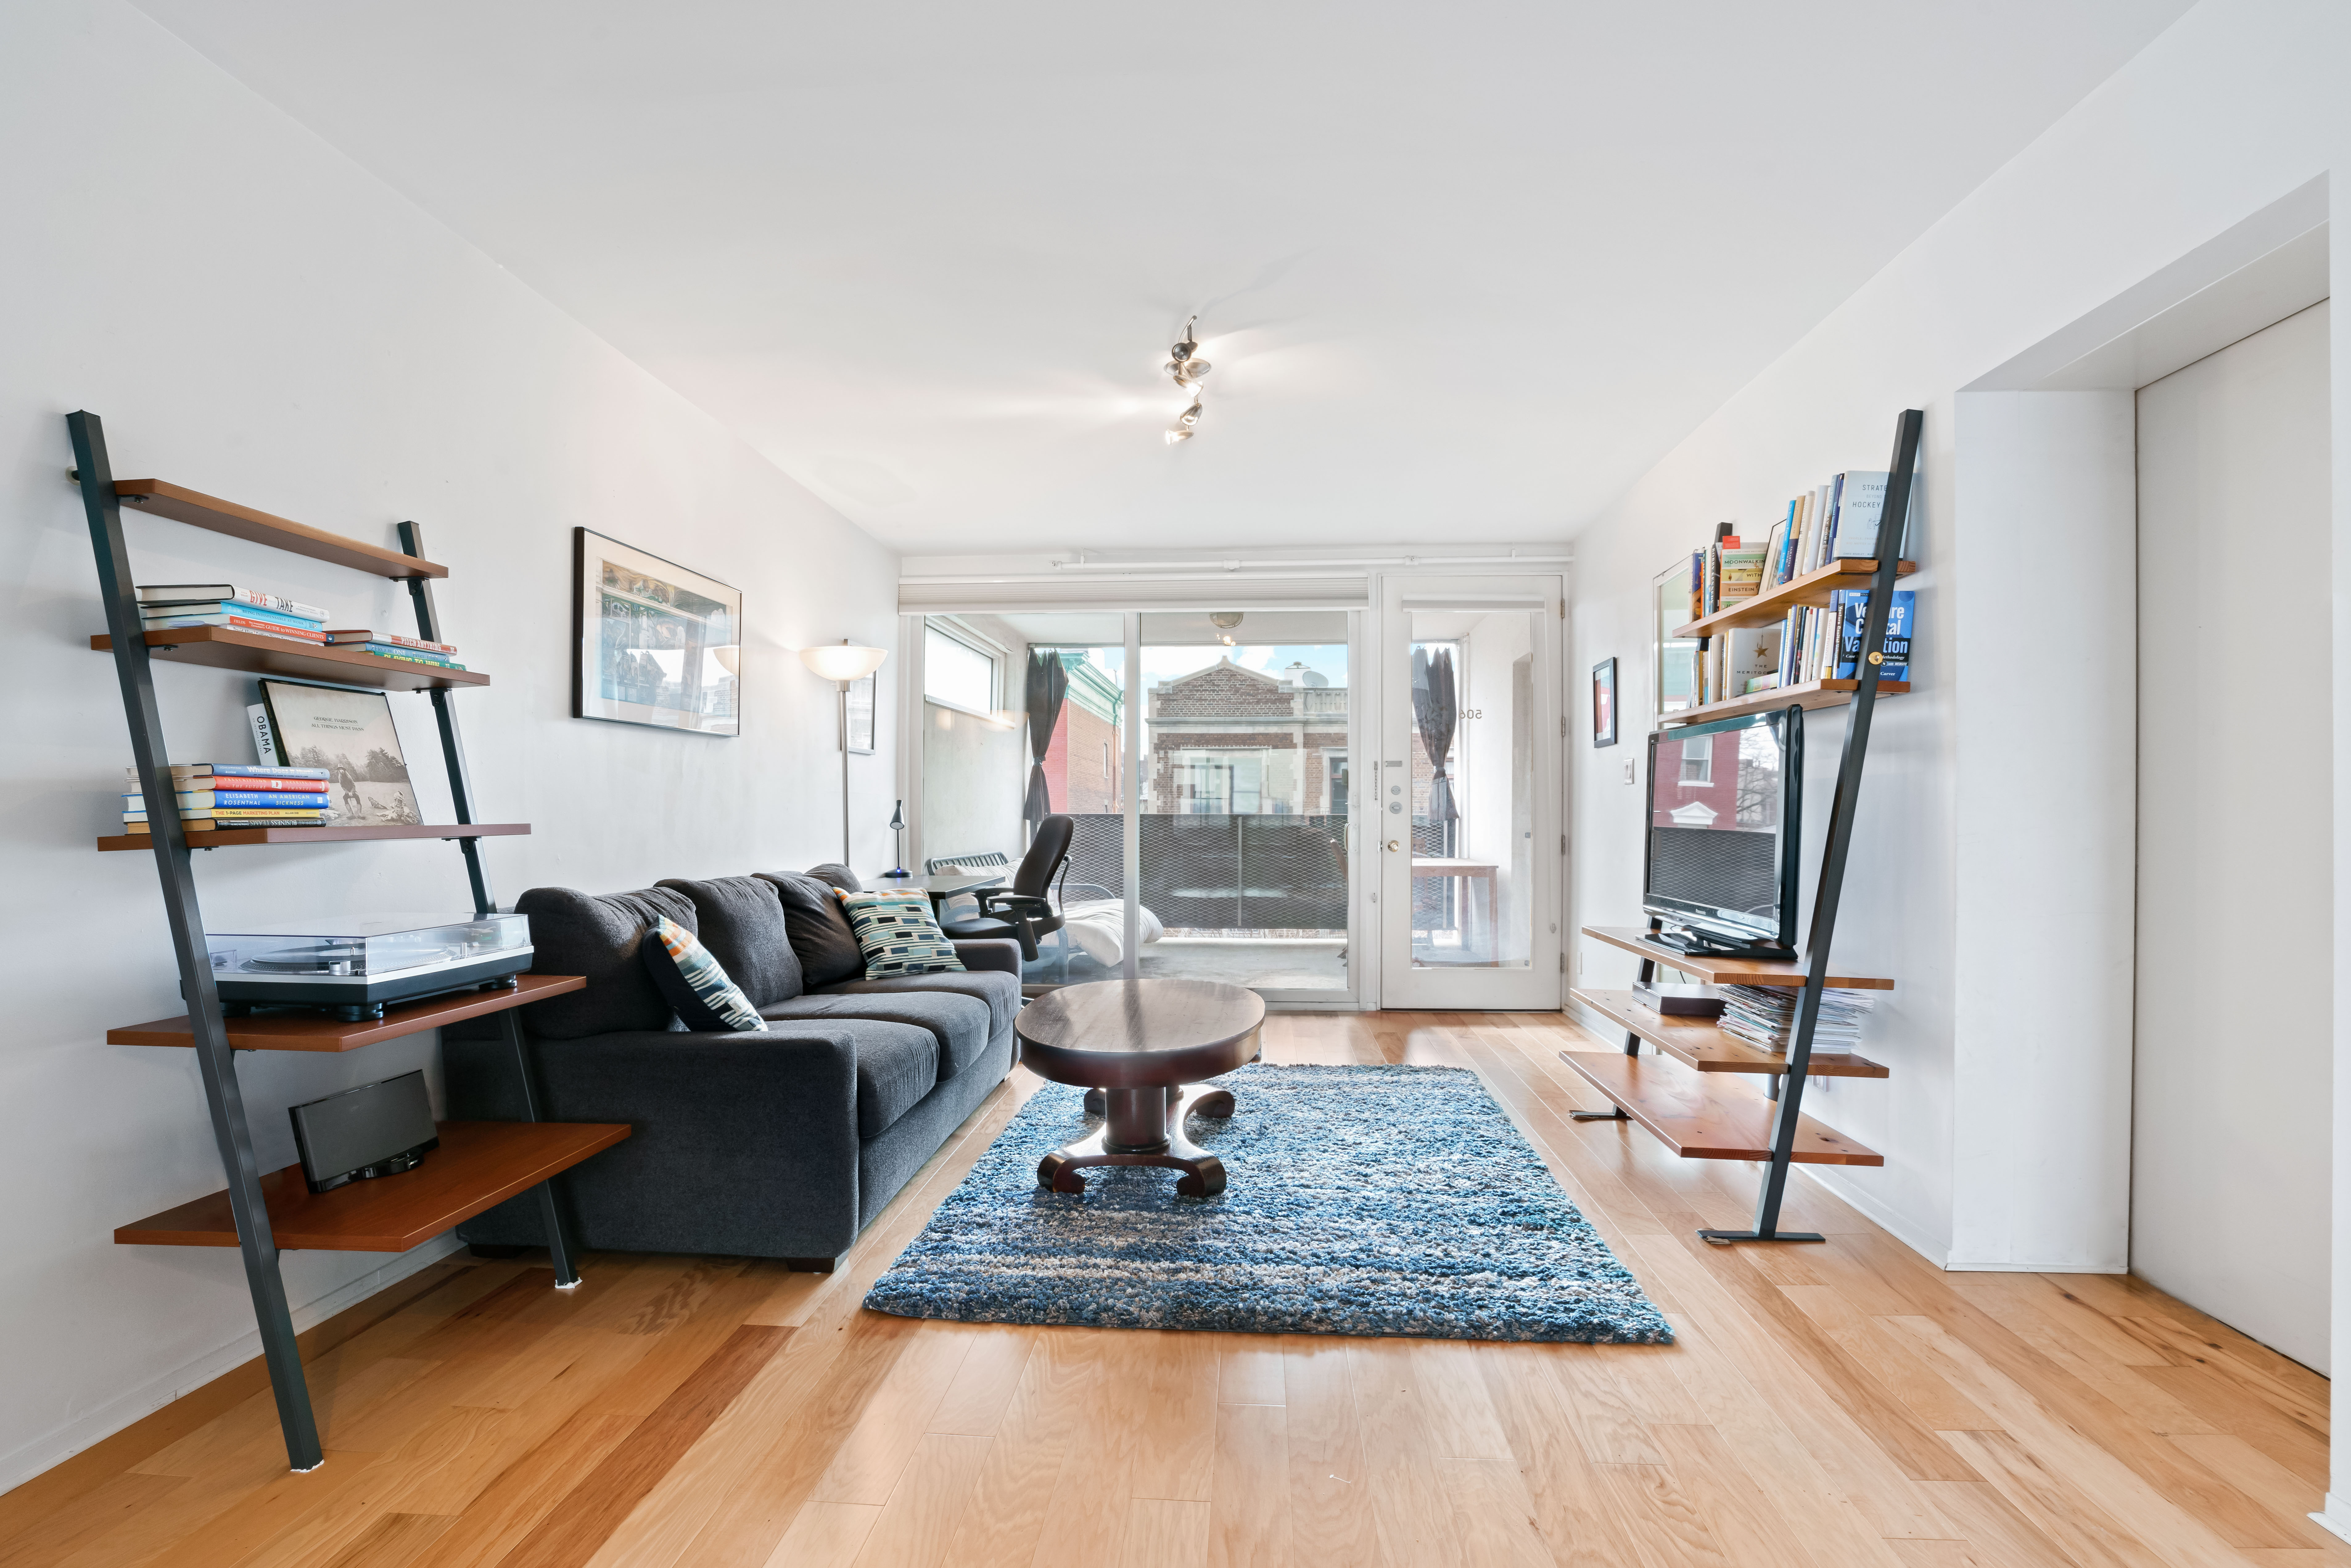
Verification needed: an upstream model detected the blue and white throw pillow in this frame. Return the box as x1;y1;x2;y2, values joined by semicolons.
838;890;966;978
640;916;767;1032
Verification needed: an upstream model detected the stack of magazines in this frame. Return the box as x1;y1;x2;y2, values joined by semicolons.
138;584;328;645
1717;983;1875;1052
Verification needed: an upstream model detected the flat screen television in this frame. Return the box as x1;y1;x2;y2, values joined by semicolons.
1642;707;1802;957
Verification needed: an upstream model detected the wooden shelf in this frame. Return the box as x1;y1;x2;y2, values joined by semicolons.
1582;926;1894;990
1672;558;1916;639
92;627;487;691
1659;678;1908;729
109;479;448;579
98;822;530;852
1557;1051;1883;1165
114;1121;630;1252
107;974;585;1053
1571;989;1887;1078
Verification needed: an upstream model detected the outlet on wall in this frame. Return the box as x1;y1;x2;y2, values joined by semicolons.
1621;757;1637;785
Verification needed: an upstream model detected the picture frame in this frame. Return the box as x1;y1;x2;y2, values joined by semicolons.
573;528;742;737
844;670;878;754
1592;656;1619;748
257;680;422;827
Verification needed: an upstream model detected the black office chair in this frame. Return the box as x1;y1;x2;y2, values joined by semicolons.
940;815;1074;961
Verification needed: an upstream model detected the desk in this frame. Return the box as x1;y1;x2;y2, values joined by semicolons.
1411;858;1499;946
870;871;1003;915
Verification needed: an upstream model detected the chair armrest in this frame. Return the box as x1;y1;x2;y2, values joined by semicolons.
952;939;1023;976
977;890;1053;917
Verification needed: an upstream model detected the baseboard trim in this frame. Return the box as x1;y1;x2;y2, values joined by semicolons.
1793;1166;1954;1268
0;1232;465;1496
1941;1257;2130;1274
2312;1498;2351;1545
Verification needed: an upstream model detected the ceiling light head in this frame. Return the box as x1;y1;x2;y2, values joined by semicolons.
1163;315;1211;386
1209;611;1244;630
1177;398;1203;429
1164;426;1193;444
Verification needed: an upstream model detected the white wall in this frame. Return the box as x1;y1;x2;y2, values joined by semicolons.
1568;0;2351;1287
0;0;896;1490
2133;301;2332;1371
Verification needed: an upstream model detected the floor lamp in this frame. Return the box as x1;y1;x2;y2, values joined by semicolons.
799;639;890;865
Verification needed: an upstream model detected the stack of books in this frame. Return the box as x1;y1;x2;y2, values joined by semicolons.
323;630;465;670
121;763;332;833
138;585;327;646
1715;983;1876;1052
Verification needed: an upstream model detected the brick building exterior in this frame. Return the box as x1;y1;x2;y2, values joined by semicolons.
1041;655;1123;814
1145;659;1349;815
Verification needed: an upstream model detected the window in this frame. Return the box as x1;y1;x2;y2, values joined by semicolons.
1173;749;1266;814
924;622;998;715
1679;737;1712;784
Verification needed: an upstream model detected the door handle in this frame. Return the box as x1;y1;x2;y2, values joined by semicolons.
1385;839;1401;852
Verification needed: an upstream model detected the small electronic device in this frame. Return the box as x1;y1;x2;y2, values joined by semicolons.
1642;708;1803;959
204;913;532;1021
289;1071;438;1193
1633;981;1724;1017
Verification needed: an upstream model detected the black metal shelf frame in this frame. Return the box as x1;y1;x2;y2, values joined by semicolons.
1582;408;1924;1245
69;410;578;1471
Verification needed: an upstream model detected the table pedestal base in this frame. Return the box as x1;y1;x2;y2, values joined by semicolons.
1041;1084;1236;1196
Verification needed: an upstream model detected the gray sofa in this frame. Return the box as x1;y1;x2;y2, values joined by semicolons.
445;868;1021;1268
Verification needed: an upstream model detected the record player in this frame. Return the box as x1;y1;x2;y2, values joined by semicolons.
203;913;533;1020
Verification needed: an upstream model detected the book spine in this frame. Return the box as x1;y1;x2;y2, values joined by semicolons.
121;763;329;780
248;703;281;767
144;614;329;643
141;601;325;632
356;645;463;668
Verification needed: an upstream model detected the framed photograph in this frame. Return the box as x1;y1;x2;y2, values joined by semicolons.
844;670;878;754
258;680;422;827
1592;657;1619;748
573;528;742;736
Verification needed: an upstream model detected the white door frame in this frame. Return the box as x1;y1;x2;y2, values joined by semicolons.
1374;573;1563;1011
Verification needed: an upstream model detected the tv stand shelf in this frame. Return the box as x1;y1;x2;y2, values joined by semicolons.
1571;989;1887;1078
1556;1052;1882;1165
1583;926;1893;990
1660;678;1908;729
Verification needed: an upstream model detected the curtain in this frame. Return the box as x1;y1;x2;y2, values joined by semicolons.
1023;650;1070;825
1412;646;1459;838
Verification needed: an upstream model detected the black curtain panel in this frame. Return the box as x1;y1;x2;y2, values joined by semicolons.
1412;646;1460;830
1023;650;1070;825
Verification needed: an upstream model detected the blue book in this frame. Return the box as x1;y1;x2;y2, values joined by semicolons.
1833;590;1913;681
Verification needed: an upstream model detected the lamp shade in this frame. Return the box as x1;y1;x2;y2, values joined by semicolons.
798;641;888;682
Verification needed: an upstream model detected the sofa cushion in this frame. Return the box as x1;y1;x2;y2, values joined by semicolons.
760;990;994;1082
815;967;1020;1041
655;876;802;1006
805;862;863;893
641;918;767;1032
759;872;866;988
515;884;699;1039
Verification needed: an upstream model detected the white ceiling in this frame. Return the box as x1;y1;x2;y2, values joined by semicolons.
134;0;2193;556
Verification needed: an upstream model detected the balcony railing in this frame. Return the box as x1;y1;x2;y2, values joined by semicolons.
1064;813;1350;932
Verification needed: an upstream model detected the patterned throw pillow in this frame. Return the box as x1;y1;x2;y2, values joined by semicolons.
640;917;767;1032
837;891;967;978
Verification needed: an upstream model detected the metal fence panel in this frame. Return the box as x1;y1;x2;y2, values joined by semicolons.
1062;813;1347;932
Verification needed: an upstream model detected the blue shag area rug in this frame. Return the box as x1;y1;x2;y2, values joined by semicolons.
863;1063;1671;1343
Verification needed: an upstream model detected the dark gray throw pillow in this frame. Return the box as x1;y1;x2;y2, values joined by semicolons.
513;884;699;1039
655;875;803;1006
640;917;767;1032
758;871;866;988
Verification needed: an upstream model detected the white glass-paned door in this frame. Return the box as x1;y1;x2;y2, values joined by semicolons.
1377;576;1561;1010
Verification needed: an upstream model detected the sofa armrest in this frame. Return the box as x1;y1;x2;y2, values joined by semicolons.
444;1024;863;1258
952;938;1023;976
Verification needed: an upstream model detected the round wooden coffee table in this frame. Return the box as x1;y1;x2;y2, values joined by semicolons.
1018;978;1265;1196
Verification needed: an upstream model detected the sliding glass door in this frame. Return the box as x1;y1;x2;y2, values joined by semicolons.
912;610;1359;1004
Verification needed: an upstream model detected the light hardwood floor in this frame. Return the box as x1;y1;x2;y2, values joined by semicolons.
2;1012;2340;1568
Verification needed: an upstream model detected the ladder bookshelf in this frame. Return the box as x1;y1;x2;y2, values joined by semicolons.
70;411;628;1471
1562;407;1921;1244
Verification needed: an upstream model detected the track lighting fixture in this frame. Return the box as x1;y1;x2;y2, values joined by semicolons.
1163;317;1210;444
